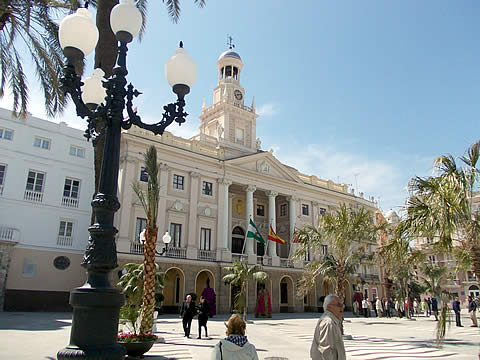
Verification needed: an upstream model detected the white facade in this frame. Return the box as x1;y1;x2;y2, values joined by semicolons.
0;108;94;310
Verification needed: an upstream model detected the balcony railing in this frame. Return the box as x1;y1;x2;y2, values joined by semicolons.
198;249;216;261
166;247;186;259
0;226;19;241
280;258;294;268
256;256;263;265
24;190;43;202
57;235;73;247
232;254;248;263
62;196;79;208
130;241;144;255
263;256;272;266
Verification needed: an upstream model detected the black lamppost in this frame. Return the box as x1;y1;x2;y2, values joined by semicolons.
56;1;196;359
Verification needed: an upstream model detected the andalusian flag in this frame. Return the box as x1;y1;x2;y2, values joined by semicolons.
247;219;265;245
268;225;285;244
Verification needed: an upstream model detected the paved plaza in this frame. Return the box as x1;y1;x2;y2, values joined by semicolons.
0;312;478;359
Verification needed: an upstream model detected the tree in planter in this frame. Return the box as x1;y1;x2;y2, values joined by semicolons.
132;145;160;334
222;261;268;321
293;204;383;305
117;262;165;336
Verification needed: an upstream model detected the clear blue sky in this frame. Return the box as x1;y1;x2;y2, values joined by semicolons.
2;0;479;213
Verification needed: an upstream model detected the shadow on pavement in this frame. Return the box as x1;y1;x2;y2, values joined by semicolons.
0;312;72;331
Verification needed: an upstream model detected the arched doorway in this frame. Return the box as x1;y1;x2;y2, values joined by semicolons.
163;267;185;313
195;270;216;316
256;279;272;317
469;285;480;298
304;284;317;312
231;226;245;254
279;276;294;312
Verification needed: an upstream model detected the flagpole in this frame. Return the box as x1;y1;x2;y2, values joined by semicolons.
241;219;248;255
265;224;270;256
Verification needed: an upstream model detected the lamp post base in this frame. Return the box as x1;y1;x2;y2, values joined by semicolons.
57;287;125;360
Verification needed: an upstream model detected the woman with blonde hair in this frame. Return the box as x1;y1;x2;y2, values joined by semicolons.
211;314;259;360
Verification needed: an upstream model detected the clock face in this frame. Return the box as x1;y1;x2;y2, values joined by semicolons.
234;90;243;100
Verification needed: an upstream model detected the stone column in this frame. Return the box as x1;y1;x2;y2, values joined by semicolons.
116;157;137;252
266;191;279;261
187;171;200;259
288;196;302;268
244;185;256;263
228;194;235;244
217;178;232;262
157;163;169;236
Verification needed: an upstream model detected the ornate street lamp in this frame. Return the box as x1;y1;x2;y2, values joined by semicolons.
140;230;172;256
56;1;196;359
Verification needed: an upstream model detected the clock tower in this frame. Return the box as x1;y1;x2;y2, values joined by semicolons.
198;47;259;157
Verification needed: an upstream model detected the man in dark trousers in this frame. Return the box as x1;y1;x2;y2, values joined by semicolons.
452;297;462;327
426;297;432;317
431;297;439;321
180;294;196;337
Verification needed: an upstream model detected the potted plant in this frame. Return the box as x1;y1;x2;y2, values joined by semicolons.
117;263;164;357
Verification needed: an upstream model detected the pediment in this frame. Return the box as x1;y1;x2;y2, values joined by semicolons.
226;152;303;184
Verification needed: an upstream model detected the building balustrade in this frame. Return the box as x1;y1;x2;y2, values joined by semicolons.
24;190;43;203
129;241;144;255
166;247;187;259
62;196;79;208
0;226;19;242
57;235;73;247
198;249;216;261
232;254;248;263
263;256;272;266
280;258;294;268
256;256;263;265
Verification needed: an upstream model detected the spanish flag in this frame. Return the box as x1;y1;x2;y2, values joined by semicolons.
268;225;285;244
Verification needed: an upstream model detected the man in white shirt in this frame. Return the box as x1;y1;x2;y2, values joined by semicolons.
310;294;346;360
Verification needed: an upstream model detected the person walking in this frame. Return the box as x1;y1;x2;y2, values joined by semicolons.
197;296;210;339
431;297;439;321
371;297;378;317
468;295;478;327
211;314;259;360
181;294;197;338
413;298;419;317
375;297;382;318
362;298;369;318
452;297;462;327
426;297;432;317
310;294;346;360
352;298;359;316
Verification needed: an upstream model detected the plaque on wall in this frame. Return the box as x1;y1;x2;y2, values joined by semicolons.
53;256;71;270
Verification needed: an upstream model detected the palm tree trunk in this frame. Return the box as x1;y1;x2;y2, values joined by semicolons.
472;245;480;278
140;226;158;334
336;269;346;335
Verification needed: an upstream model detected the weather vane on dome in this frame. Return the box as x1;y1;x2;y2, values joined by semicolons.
227;34;235;49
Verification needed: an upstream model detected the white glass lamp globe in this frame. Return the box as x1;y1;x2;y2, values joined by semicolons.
81;68;106;106
59;8;98;57
110;0;142;40
165;43;197;89
162;232;172;245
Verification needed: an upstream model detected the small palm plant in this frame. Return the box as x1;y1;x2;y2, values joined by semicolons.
132;145;161;335
117;263;165;341
223;261;268;321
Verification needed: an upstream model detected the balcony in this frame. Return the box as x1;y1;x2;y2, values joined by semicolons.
57;235;73;247
62;196;79;208
280;258;294;268
232;254;248;263
130;241;143;255
263;256;272;266
198;249;216;262
0;226;19;242
166;247;186;259
24;190;43;203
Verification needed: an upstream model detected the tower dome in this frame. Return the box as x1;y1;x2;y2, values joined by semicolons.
385;210;400;224
218;49;242;61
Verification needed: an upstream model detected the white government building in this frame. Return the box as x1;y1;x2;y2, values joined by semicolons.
0;48;382;313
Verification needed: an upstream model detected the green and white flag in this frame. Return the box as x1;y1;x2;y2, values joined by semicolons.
246;218;265;245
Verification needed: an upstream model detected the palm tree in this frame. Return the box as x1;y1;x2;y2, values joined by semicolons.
0;0;78;118
403;141;480;277
117;262;165;334
293;204;382;304
222;261;268;321
132;145;160;334
420;263;449;298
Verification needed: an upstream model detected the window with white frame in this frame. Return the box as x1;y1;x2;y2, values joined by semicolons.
26;170;45;193
69;145;85;158
135;217;147;242
173;174;184;190
62;178;80;207
321;244;328;256
57;220;74;246
33;136;51;150
319;208;327;215
202;181;213;196
170;223;182;247
256;204;265;216
140;167;148;182
280;203;287;217
200;228;211;250
0;164;6;194
302;203;309;216
428;255;436;264
0;127;13;141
